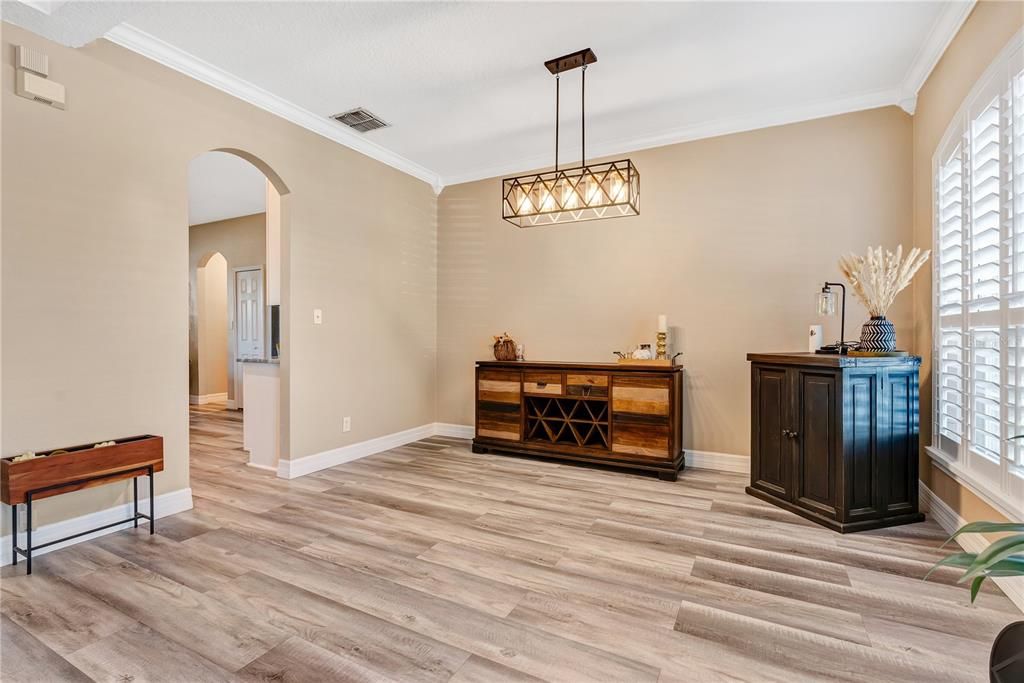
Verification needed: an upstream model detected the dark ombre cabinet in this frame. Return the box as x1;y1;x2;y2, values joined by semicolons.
746;353;924;533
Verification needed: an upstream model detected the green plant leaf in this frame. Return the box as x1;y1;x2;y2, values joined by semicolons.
924;552;976;581
941;521;1024;547
969;575;986;603
960;535;1024;582
977;556;1024;577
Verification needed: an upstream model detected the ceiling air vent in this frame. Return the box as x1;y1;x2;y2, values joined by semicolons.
331;108;389;133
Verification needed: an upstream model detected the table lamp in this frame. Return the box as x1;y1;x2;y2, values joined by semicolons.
816;282;853;354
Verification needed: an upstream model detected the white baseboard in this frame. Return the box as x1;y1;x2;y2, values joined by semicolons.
2;487;193;566
686;449;750;473
226;399;237;410
245;462;277;472
434;423;475;439
189;393;228;405
920;481;1024;613
277;423;436;479
426;423;750;474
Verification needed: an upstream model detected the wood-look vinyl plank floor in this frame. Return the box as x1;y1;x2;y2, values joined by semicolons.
0;402;1018;682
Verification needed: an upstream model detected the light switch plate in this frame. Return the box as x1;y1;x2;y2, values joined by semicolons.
343;416;351;432
313;308;322;325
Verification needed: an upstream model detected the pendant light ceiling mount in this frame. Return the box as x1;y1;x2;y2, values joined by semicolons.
502;48;640;228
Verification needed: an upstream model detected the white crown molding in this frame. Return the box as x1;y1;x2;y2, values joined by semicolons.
2;487;193;566
17;0;67;15
898;0;975;103
440;87;902;187
103;24;441;191
105;3;973;192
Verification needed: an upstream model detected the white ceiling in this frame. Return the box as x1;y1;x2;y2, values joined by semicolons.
188;151;266;226
4;1;973;189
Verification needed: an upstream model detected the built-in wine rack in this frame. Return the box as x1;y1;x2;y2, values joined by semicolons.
525;396;609;449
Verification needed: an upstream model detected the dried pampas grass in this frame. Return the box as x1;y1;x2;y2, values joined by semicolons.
839;245;930;318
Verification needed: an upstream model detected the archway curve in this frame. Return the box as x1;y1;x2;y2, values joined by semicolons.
209;147;291;196
196;249;225;269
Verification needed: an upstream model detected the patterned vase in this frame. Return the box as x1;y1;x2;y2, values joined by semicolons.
859;316;896;352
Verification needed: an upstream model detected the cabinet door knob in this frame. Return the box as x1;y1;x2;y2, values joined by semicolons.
782;429;791;437
789;431;799;439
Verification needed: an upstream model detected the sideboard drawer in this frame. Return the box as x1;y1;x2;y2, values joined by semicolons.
524;372;562;395
566;373;609;397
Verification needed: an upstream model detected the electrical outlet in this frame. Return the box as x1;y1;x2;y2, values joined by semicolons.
343;416;351;432
313;308;323;325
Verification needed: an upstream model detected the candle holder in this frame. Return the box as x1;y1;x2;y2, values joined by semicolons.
656;331;667;360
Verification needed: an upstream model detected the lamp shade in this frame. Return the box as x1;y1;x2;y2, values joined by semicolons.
817;289;836;316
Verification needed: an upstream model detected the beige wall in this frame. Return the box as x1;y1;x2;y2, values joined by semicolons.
911;1;1024;524
196;252;228;396
1;22;437;530
438;107;913;456
188;212;266;401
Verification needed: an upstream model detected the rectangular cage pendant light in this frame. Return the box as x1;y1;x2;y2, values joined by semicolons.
501;48;639;228
502;160;639;227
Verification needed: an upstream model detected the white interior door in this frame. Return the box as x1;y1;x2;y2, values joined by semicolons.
236;268;264;359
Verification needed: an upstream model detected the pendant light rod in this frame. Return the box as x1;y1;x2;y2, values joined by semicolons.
555;74;560;172
581;64;586;166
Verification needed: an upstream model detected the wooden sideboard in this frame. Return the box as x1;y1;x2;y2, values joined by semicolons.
746;352;924;533
472;361;685;480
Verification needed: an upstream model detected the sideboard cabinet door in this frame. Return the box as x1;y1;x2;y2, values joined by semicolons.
793;370;839;519
611;374;672;459
476;369;522;441
750;365;792;500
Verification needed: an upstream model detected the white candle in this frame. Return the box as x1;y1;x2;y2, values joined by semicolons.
657;314;667;333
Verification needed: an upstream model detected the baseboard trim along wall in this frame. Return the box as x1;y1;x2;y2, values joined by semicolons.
1;487;194;566
277;423;437;479
434;423;475;439
920;481;1024;614
189;392;228;405
281;422;752;480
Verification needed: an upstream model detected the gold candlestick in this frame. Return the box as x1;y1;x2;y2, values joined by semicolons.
656;331;667;360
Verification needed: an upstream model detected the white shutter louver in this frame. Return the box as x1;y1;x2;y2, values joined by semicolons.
968;95;1002;463
931;33;1024;514
936;148;964;449
1009;67;1024;472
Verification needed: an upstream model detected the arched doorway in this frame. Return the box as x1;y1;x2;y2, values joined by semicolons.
187;149;289;475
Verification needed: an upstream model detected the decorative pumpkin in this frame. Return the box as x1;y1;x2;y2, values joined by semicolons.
493;333;518;361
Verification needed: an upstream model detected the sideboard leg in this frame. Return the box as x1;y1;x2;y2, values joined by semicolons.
133;477;139;529
148;466;155;534
25;495;32;575
658;470;678;482
11;504;17;567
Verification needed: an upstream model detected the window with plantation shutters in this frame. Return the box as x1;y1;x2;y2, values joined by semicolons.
931;32;1024;517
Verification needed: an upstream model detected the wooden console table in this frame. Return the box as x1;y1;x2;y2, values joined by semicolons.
472;361;685;480
746;352;924;533
1;435;163;574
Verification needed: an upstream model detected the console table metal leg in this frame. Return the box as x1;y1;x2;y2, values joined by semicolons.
11;504;17;567
133;477;138;529
25;494;33;575
148;465;154;534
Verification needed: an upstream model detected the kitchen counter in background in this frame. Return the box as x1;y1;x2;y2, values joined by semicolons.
240;360;280;472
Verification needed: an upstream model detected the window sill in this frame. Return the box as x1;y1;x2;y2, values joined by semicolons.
925;446;1022;521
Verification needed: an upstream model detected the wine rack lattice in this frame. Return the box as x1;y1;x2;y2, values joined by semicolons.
524;396;609;449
